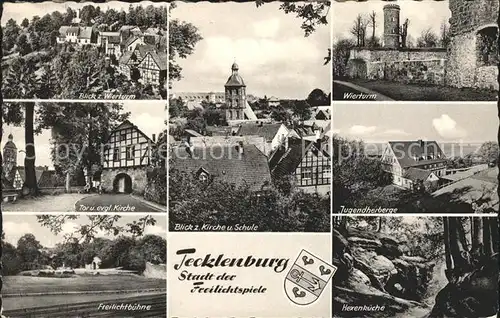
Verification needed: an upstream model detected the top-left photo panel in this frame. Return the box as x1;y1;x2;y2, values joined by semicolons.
2;1;169;100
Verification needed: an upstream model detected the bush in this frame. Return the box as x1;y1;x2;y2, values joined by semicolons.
144;167;166;206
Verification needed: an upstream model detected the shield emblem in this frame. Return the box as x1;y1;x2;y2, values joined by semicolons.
284;249;337;306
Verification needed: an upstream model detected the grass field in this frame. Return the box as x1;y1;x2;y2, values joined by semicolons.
348;79;497;101
3;291;165;311
3;275;166;294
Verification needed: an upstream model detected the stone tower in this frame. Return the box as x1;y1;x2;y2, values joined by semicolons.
3;133;17;180
224;62;246;121
446;0;499;89
383;4;400;49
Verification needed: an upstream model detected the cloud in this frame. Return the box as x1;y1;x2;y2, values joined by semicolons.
144;225;166;236
3;221;34;246
432;114;467;139
377;129;410;137
348;125;377;136
252;18;281;38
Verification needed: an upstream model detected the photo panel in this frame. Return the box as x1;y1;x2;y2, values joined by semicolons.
1;101;167;213
332;215;499;318
332;0;499;101
333;102;499;213
167;232;333;317
1;213;167;317
167;1;332;232
2;1;169;100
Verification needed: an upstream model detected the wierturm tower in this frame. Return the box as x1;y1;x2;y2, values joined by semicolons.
224;62;246;121
3;133;17;180
383;4;400;49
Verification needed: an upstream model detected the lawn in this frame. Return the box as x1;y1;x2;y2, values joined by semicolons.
1;193;87;212
3;291;165;311
348;79;497;101
3;275;166;294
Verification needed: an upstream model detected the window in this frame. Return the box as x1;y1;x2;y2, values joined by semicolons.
120;131;127;141
301;168;313;180
323;166;331;178
113;147;120;161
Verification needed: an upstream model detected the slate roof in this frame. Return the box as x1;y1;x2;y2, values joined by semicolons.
118;51;135;65
66;27;80;34
225;73;245;87
123;35;140;48
171;144;271;191
136;44;157;58
58;26;70;36
206;126;234;137
147;51;168;70
403;168;433;182
387;140;447;168
236;123;284;142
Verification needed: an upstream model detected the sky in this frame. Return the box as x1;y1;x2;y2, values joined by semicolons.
332;103;497;143
3;214;167;248
170;1;331;99
333;0;450;44
2;1;168;25
1;101;166;169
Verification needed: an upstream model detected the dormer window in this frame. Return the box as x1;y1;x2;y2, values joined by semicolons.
196;167;210;182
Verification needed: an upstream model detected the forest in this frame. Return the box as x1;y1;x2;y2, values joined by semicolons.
333;216;499;318
2;4;169;99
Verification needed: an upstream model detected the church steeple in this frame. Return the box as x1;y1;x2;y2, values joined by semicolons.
224;61;246;121
3;133;18;181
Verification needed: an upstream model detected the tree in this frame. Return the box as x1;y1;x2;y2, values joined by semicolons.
400;19;410;48
306;88;329;107
37;103;129;190
4;59;45;196
332;39;354;78
169;168;329;232
440;21;450;48
270;105;293;125
477;141;498;164
21;18;30;28
416;28;439;48
168;3;203;83
16;34;32;56
368;11;377;47
291;100;312;121
17;234;43;270
333;136;393;211
3;18;22;52
169;97;188;118
350;14;367;47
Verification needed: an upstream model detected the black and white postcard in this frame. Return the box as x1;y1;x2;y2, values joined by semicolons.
168;1;332;232
2;1;168;100
333;216;499;318
332;0;498;101
1;101;167;212
1;214;167;317
333;102;498;213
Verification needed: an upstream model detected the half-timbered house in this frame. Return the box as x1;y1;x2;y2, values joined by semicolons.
101;120;157;194
270;137;331;195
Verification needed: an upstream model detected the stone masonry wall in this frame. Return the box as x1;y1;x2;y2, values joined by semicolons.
348;48;447;85
101;167;148;194
449;0;498;36
446;0;499;89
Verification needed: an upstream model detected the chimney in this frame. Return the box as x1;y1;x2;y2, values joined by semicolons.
152;134;156;142
418;139;424;148
258;121;263;127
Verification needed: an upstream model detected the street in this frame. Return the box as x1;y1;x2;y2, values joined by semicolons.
75;194;165;212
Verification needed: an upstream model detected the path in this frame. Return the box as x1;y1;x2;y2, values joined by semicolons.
74;194;165;212
1;193;88;212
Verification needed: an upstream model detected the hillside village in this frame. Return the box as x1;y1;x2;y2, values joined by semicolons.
168;62;332;231
2;4;168;99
